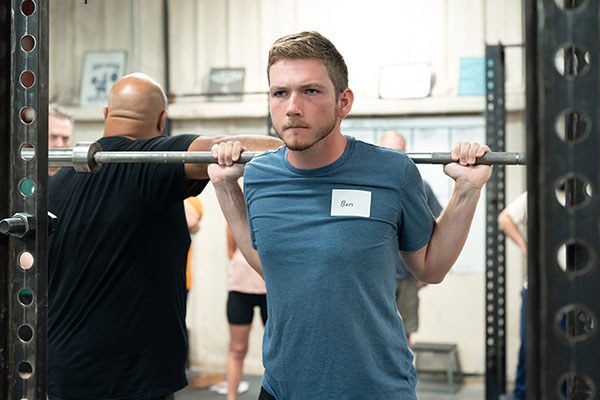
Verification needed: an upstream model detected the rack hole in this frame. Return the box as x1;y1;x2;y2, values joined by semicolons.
554;0;586;10
556;305;597;343
558;372;595;400
19;252;34;270
555;175;593;209
19;179;35;197
20;35;35;52
17;362;33;379
555;44;590;77
20;70;35;88
557;241;594;275
18;288;33;306
19;107;36;124
18;325;33;342
555;110;590;142
20;143;35;161
21;0;35;16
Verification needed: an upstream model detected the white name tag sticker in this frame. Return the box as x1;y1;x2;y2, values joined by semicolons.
330;189;371;218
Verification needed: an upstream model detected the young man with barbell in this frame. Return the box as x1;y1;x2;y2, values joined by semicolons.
209;31;492;400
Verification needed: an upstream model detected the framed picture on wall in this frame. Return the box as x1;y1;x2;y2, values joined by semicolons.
207;67;245;102
79;50;127;107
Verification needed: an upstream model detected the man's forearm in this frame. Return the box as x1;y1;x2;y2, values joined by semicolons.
212;180;263;277
214;135;282;152
422;182;482;282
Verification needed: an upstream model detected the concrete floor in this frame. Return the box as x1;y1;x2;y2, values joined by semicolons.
175;375;488;400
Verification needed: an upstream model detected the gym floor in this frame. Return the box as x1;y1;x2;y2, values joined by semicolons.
174;375;486;400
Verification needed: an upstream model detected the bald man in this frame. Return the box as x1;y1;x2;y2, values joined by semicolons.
47;73;281;400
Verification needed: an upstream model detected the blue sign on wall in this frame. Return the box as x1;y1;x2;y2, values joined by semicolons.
458;57;485;96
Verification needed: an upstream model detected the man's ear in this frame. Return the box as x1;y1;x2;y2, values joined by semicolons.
337;88;354;119
157;110;168;133
103;106;109;120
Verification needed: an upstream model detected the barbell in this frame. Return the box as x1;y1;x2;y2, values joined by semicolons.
22;142;527;174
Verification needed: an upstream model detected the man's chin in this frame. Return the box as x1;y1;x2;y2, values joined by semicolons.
287;145;312;151
278;133;310;151
285;140;313;152
277;128;332;151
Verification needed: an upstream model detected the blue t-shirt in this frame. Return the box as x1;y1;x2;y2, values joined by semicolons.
244;136;435;400
396;181;443;279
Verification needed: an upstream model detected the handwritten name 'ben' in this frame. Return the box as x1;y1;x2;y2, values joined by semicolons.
340;200;354;208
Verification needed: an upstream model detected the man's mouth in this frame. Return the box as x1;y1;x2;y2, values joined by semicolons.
284;125;308;130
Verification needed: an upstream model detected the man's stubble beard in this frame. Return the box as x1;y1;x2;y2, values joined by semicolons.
275;116;338;152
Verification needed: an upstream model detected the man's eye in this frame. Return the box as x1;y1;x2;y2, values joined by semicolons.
273;91;287;98
305;89;319;95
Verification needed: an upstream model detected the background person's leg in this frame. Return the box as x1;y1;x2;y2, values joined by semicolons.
396;279;418;346
226;291;256;400
227;324;252;400
513;288;527;400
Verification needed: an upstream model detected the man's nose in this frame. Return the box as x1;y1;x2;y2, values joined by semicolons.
285;93;302;117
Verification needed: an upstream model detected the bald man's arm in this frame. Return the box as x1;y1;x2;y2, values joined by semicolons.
185;135;282;180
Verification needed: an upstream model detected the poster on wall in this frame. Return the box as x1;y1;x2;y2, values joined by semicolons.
207;67;245;102
79;50;127;107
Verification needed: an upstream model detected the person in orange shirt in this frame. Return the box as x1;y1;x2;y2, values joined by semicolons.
184;196;204;293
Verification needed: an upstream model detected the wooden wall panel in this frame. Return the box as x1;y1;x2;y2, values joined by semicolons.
137;0;166;88
103;1;131;51
258;0;297;76
444;0;485;95
228;0;263;92
195;0;228;93
49;0;75;102
485;0;524;93
168;0;197;93
73;0;106;103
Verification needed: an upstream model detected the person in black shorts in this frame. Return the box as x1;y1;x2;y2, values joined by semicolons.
47;73;280;400
220;226;267;400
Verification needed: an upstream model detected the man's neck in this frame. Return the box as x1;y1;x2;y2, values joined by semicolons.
103;119;153;141
287;131;347;170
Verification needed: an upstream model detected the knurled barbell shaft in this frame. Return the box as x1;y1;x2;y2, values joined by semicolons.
21;142;527;173
94;151;524;165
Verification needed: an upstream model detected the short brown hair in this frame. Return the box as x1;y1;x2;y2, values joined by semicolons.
267;31;348;96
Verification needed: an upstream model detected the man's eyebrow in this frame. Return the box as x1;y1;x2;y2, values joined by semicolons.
269;82;327;92
300;82;326;89
269;85;287;92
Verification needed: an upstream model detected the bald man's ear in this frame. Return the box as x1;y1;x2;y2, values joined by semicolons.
157;110;168;133
103;106;108;120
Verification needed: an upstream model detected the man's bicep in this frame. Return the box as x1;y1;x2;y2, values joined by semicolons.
400;244;428;279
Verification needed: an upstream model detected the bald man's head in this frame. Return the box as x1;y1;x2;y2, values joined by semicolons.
103;73;168;140
380;131;406;152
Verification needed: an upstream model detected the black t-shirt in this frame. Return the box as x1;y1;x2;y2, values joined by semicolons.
47;135;207;399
